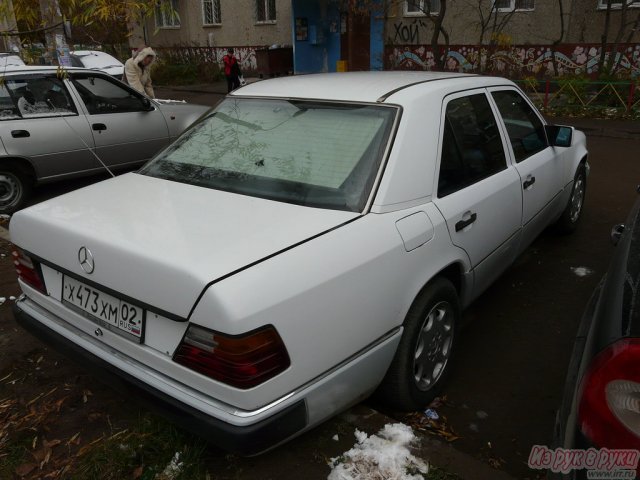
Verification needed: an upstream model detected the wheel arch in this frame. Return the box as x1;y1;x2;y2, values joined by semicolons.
408;260;468;318
0;156;38;182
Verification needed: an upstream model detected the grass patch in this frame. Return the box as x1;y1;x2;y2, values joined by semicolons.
0;432;31;479
71;413;209;480
426;465;462;479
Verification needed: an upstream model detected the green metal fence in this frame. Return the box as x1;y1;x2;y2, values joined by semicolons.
515;79;640;119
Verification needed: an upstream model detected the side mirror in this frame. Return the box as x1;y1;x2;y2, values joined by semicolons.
141;97;153;111
545;125;573;147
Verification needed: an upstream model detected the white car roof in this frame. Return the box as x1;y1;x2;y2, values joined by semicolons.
232;71;514;103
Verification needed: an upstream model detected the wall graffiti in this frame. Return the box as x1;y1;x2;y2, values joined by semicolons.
391;19;427;45
155;46;260;73
385;44;640;78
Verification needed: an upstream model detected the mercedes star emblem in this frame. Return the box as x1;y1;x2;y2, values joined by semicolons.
78;246;95;274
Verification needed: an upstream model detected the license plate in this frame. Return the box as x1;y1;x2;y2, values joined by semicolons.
62;275;144;342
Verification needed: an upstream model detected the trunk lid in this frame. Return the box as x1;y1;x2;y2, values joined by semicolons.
11;173;358;318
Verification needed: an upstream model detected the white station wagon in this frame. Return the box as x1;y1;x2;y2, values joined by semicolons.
11;72;588;454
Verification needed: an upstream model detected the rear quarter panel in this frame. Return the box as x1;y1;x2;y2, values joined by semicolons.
189;204;471;410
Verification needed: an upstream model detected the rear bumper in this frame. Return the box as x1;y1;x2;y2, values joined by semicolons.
13;301;307;455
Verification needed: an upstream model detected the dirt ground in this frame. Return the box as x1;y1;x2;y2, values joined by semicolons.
1;131;639;479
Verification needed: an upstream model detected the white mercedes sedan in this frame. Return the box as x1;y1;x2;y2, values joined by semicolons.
10;72;588;454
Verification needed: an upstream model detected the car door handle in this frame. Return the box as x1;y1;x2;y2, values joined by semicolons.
92;123;107;131
523;176;536;189
11;129;30;138
455;213;477;232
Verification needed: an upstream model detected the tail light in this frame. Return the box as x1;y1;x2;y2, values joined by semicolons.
12;247;46;294
578;338;640;450
173;324;290;389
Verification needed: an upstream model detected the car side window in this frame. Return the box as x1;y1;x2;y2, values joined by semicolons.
71;74;148;115
2;76;77;119
491;90;547;163
437;93;507;198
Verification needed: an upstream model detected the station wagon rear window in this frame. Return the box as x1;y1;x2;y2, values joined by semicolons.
140;98;398;212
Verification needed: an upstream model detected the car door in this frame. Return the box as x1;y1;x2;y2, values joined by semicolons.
68;72;170;168
0;74;96;179
489;88;565;248
432;90;523;297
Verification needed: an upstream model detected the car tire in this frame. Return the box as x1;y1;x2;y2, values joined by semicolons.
376;277;460;411
0;166;32;215
556;164;586;234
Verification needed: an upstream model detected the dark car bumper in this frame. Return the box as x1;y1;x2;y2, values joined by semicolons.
12;302;308;456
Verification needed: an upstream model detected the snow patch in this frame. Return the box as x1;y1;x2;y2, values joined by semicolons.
571;266;593;277
0;297;5;306
328;423;428;480
333;434;339;441
156;452;183;480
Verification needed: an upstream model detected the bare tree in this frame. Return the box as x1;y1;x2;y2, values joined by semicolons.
609;1;640;73
474;0;516;45
551;0;566;76
597;0;613;74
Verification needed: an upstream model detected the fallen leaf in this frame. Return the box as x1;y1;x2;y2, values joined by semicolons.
14;462;38;476
67;432;80;446
132;465;144;479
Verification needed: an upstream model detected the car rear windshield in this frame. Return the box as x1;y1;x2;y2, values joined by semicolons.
139;98;397;212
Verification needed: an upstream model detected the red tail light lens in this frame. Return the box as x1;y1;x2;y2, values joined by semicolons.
578;338;640;450
12;247;46;294
173;324;290;389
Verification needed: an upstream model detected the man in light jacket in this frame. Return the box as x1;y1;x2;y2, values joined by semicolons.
125;47;156;98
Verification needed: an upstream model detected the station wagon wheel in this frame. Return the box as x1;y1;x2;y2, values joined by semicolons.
556;164;587;234
376;277;460;411
0;166;31;215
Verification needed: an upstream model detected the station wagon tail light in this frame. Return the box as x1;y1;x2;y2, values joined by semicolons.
173;324;290;389
578;338;640;451
12;247;45;294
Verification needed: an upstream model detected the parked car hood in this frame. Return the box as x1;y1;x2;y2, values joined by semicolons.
10;173;358;318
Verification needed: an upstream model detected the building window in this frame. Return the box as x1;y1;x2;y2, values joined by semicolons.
156;0;180;28
404;0;441;15
494;0;535;12
256;0;276;23
203;0;221;25
597;0;640;8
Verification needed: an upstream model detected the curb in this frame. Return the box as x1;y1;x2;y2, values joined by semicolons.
340;405;517;480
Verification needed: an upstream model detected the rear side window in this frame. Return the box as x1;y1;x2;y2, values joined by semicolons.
491;90;546;162
437;93;507;198
1;75;76;119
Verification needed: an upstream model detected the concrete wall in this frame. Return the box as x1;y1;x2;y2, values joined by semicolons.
129;0;293;49
567;0;640;43
384;0;569;47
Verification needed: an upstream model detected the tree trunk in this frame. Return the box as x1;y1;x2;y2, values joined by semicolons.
551;0;565;77
597;0;613;76
38;0;66;65
430;0;447;69
609;0;630;74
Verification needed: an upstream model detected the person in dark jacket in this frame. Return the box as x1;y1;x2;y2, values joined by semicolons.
223;48;241;93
